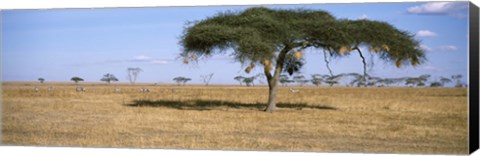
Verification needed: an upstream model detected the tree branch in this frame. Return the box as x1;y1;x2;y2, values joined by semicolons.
270;45;292;86
353;46;367;87
264;66;273;86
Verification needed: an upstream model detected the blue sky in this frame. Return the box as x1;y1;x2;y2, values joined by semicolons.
1;2;470;85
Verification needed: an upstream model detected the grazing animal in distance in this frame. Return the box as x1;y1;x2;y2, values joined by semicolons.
114;87;121;92
289;88;300;93
34;87;39;92
47;86;53;92
76;86;86;92
140;88;150;93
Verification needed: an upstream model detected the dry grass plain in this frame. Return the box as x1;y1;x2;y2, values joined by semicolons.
1;82;469;154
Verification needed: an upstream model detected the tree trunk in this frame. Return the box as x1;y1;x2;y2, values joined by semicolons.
265;82;279;112
264;46;291;112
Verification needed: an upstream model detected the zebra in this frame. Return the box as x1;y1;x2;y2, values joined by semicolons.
76;86;86;92
140;88;150;93
289;88;300;93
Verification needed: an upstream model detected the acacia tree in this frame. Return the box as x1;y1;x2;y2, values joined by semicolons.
451;74;463;87
127;67;143;85
293;75;309;86
100;73;119;84
323;74;345;87
71;77;84;84
405;74;430;87
311;74;323;86
234;76;245;86
279;74;293;86
439;77;452;86
38;78;45;84
173;76;192;86
180;7;425;112
200;73;214;86
243;76;256;86
347;73;366;87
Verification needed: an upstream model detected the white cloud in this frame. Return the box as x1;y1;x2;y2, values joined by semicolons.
438;45;458;51
416;30;438;37
101;55;172;65
419;44;433;51
358;14;369;20
131;55;151;61
420;44;458;52
150;60;169;64
407;2;468;18
421;65;444;72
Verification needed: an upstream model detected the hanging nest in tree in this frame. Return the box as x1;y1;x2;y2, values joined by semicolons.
261;59;273;71
245;62;256;73
369;46;381;53
245;66;252;73
293;51;304;59
182;53;198;64
249;62;256;69
381;44;390;52
190;53;197;59
338;46;352;55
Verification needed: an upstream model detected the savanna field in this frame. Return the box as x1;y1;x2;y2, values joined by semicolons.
1;82;469;154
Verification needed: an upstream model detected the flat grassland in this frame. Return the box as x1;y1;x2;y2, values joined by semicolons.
1;82;468;154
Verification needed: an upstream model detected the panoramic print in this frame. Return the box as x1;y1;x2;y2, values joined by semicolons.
1;1;470;154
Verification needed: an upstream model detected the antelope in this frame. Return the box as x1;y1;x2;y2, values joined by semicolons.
76;86;86;92
34;86;39;92
289;88;300;93
140;88;150;93
114;87;121;92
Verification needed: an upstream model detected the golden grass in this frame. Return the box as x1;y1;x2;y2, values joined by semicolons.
1;82;468;154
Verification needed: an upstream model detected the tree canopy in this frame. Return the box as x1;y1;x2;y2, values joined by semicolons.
100;73;119;84
173;76;192;86
38;78;45;83
71;77;84;84
181;7;425;68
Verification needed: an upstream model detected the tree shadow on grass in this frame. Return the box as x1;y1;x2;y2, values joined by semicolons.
125;99;336;111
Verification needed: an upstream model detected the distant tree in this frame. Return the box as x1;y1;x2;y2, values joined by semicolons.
439;77;452;86
38;78;45;84
234;76;245;86
173;77;192;86
323;74;345;87
430;81;443;87
279;74;293;86
100;73;119;84
347;73;365;87
451;74;463;87
368;76;383;87
293;75;308;86
127;67;143;85
377;78;398;87
311;74;323;86
378;77;406;87
405;75;429;87
200;73;214;86
243;76;256;87
71;77;84;84
405;77;418;87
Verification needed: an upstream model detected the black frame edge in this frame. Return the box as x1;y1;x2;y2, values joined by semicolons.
469;1;480;154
